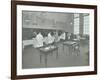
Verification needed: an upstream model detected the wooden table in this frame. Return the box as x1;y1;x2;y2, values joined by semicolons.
39;45;58;67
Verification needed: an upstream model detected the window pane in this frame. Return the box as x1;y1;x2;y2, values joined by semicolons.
83;15;89;34
74;14;79;34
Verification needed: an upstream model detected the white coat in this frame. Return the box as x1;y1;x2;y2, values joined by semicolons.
60;32;66;40
35;33;44;48
47;33;55;44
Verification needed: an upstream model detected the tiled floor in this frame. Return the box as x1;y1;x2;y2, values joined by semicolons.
22;41;89;69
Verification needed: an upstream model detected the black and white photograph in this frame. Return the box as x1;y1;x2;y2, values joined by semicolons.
22;11;90;69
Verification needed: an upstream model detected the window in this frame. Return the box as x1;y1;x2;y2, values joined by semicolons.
74;13;80;34
83;14;89;35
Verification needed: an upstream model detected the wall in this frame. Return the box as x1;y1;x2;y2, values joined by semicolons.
22;11;74;40
22;11;74;33
0;0;99;80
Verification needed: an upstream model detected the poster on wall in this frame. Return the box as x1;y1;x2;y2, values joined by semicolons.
11;1;97;79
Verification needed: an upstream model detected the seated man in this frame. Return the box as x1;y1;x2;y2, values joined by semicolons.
59;32;66;41
47;32;55;44
43;35;48;45
67;33;71;40
53;31;60;42
34;32;44;48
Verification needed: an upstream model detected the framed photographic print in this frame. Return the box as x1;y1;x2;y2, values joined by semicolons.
11;0;97;80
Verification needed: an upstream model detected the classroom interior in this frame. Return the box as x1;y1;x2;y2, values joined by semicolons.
22;11;89;69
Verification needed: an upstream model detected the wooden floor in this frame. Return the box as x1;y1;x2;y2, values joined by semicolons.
22;41;89;69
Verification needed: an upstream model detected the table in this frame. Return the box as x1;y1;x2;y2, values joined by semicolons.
73;39;80;41
22;40;33;49
63;41;77;55
39;45;58;67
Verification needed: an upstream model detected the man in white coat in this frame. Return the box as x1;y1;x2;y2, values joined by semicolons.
47;32;55;44
59;32;66;40
34;32;44;48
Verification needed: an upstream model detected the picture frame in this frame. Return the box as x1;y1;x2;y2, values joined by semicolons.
11;0;97;80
